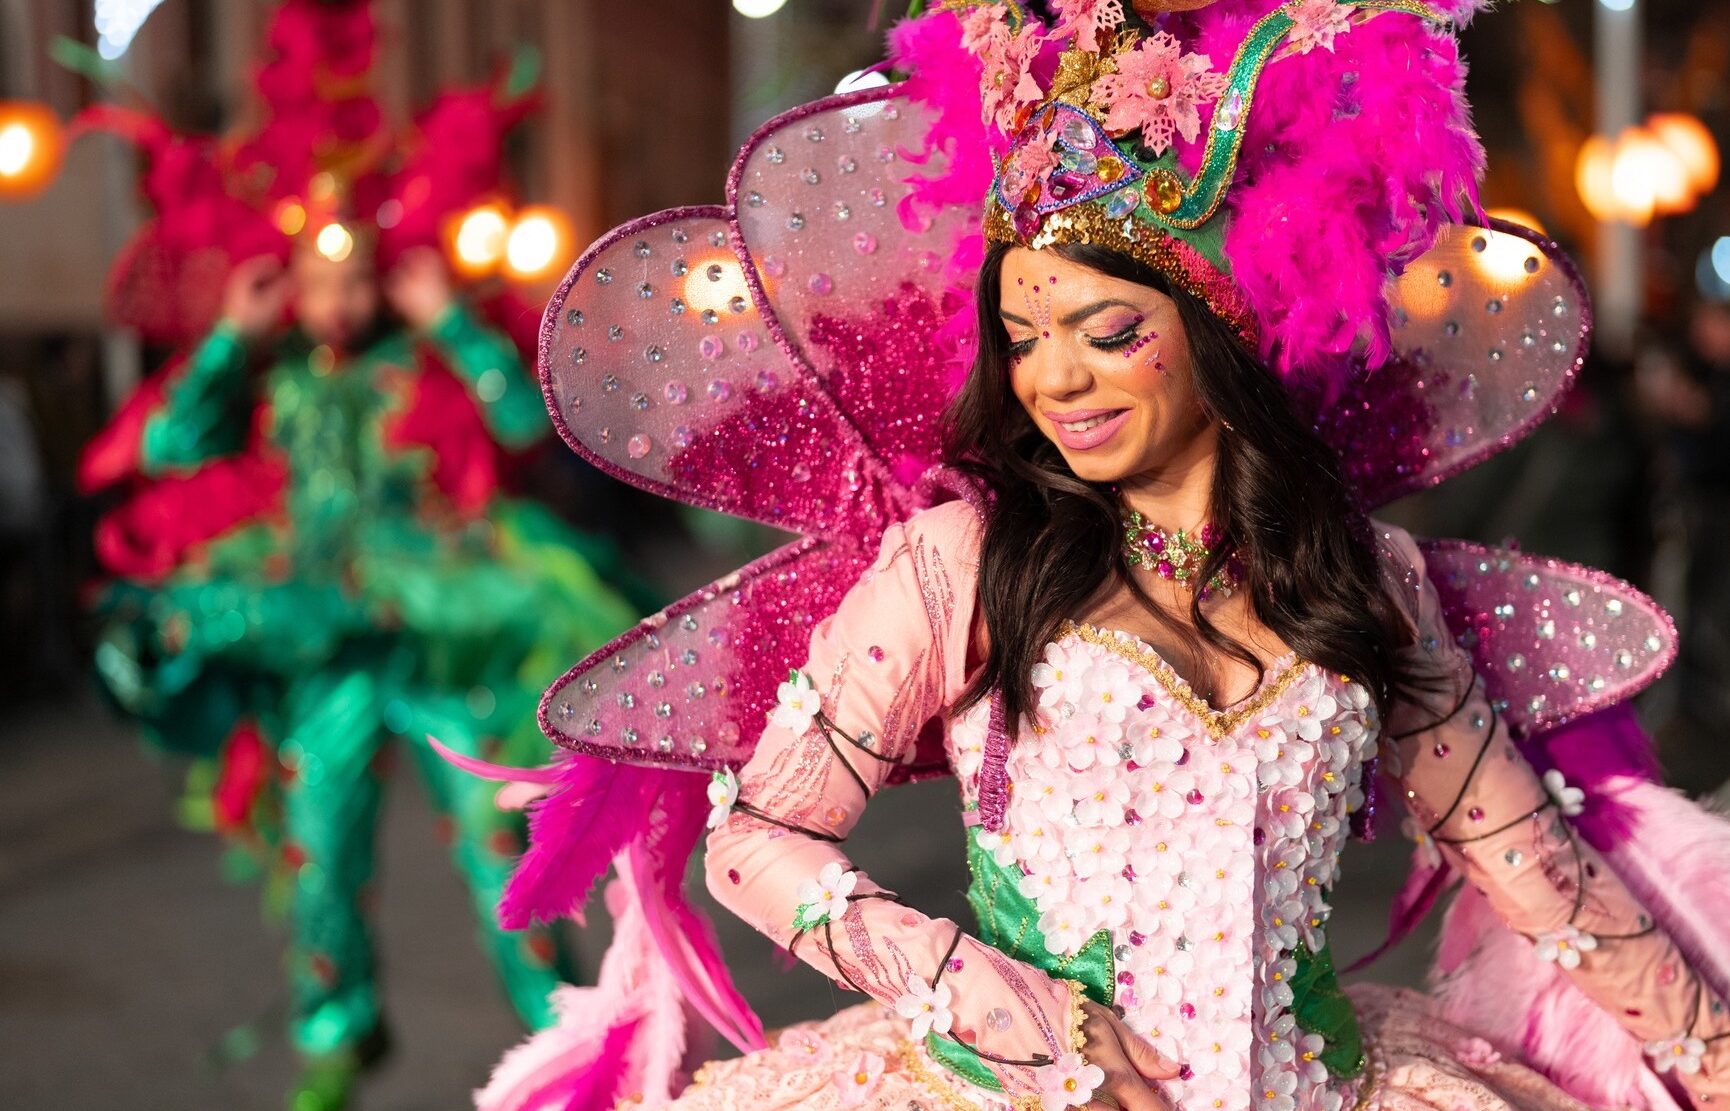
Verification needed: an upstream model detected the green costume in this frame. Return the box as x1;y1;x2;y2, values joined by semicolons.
85;304;643;1064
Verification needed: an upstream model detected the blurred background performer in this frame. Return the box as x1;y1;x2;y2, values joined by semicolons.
71;2;641;1108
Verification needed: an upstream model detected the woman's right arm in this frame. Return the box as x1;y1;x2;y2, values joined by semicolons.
703;501;1085;1100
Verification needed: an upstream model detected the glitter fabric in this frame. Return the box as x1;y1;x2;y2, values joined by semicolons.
1418;541;1676;737
1312;220;1592;507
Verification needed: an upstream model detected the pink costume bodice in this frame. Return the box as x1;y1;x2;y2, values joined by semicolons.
704;501;1730;1109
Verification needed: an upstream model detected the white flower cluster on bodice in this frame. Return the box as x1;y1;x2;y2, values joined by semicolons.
950;624;1379;1111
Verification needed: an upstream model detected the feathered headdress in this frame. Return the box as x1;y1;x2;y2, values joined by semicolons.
77;0;538;346
939;0;1489;384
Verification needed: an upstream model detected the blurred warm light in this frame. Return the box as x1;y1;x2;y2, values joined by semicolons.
450;203;510;277
274;199;308;236
503;206;572;282
1581;116;1720;226
1470;226;1545;285
0;101;66;199
683;255;752;316
314;222;355;262
733;0;789;17
1575;135;1619;222
1484;207;1546;235
1648;113;1719;197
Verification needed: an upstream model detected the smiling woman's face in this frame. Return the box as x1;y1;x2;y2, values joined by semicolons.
999;247;1214;486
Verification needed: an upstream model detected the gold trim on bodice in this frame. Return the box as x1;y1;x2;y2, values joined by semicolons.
1060;621;1311;740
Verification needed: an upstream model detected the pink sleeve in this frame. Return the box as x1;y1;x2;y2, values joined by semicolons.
1379;526;1730;1099
704;500;1081;1096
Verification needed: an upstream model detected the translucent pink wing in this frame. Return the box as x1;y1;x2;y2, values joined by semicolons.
1317;220;1591;509
1422;540;1677;737
538;88;969;543
540;209;908;540
537;535;950;783
726;89;975;479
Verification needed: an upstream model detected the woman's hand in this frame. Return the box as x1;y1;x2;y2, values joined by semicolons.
384;246;456;331
220;255;291;340
1078;1000;1180;1111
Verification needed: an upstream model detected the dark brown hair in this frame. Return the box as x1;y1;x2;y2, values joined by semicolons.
945;241;1416;726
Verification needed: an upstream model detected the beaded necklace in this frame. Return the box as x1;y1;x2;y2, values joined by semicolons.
1121;509;1242;599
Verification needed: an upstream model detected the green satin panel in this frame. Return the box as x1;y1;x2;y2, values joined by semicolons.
963;821;1116;1006
922;821;1119;1091
1289;933;1366;1078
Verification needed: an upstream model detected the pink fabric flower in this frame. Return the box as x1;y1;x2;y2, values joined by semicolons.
1646;1034;1707;1075
959;3;1010;56
1090;31;1227;155
830;1050;885;1105
893;972;954;1039
1454;1036;1503;1069
778;1027;832;1066
1007;126;1064;196
772;669;820;734
1051;0;1125;54
792;861;856;929
1532;924;1597;970
1039;1052;1105;1109
1285;0;1355;56
979;24;1047;136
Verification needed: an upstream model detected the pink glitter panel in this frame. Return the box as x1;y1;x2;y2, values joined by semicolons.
1315;221;1591;510
538;536;950;784
1422;540;1677;737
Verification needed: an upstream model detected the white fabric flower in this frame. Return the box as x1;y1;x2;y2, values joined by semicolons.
1646;1034;1707;1074
1083;663;1141;724
1039;1052;1105;1109
1532;924;1598;970
705;767;739;829
977;827;1017;867
792;861;857;929
1255;1068;1298;1111
1401;814;1443;870
1542;769;1586;817
1031;643;1087;710
1037;901;1093;955
893;972;954;1039
772;669;821;735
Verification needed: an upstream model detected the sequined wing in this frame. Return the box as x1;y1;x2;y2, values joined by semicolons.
539;87;971;544
1421;539;1677;737
538;535;950;783
1317;220;1591;509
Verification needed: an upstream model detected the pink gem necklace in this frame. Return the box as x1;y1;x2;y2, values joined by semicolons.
1121;509;1242;598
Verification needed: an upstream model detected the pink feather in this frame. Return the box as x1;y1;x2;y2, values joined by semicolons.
1597;778;1730;1005
477;880;659;1111
498;753;664;929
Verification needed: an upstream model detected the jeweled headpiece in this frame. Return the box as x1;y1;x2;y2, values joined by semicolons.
952;0;1486;381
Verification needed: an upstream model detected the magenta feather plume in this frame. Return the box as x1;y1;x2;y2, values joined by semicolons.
623;778;767;1055
1207;7;1484;382
497;753;665;929
478;880;660;1111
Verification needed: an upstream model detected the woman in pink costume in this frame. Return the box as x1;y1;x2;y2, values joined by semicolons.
448;1;1730;1108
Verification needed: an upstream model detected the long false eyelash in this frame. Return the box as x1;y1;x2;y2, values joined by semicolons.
1008;337;1036;360
1087;315;1151;351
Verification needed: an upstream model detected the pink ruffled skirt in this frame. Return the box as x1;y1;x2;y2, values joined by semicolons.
648;985;1590;1111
